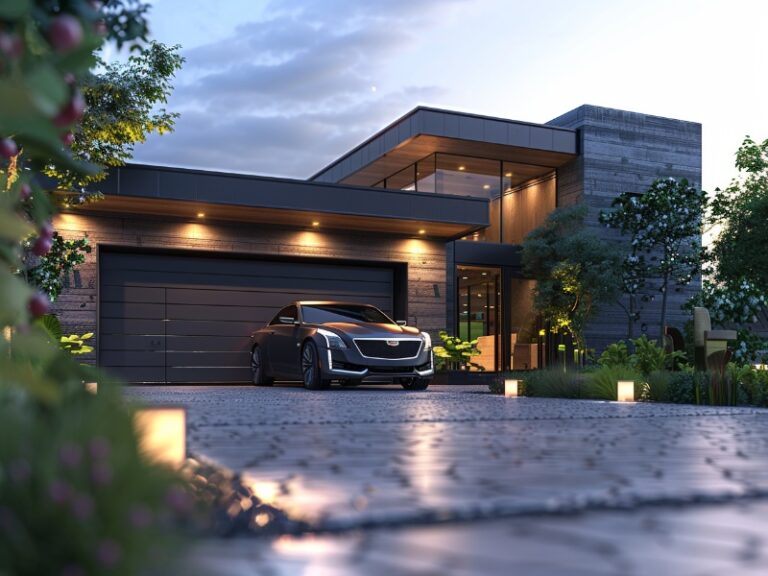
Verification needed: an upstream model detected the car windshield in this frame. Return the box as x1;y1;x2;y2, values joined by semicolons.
301;304;394;325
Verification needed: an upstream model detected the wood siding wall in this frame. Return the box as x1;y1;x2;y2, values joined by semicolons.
52;213;447;366
548;105;703;351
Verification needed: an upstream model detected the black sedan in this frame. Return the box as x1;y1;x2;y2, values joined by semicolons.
249;301;433;390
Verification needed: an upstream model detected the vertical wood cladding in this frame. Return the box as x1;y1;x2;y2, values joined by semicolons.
548;105;702;351
52;213;447;366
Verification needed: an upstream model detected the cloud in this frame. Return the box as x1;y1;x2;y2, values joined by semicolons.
132;0;467;178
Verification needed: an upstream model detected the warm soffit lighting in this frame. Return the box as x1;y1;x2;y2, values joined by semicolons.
312;221;320;227
196;212;205;218
458;165;466;171
505;172;513;178
418;229;426;235
482;184;491;190
461;276;468;280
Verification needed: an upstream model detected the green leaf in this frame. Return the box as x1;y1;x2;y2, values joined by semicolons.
25;63;69;117
35;314;63;341
81;333;94;340
0;0;31;19
0;210;34;241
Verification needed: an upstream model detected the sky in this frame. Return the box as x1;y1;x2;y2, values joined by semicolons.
124;0;768;193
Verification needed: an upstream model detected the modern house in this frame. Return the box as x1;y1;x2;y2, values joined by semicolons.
52;104;702;384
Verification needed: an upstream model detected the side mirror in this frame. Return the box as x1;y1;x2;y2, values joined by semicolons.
279;316;296;325
396;320;407;326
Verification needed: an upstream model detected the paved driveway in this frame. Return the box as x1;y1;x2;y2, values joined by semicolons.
127;384;768;575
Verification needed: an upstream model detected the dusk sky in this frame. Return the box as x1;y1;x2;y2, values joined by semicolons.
124;0;767;193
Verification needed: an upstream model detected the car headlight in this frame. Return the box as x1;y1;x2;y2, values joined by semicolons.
317;328;348;350
421;331;432;350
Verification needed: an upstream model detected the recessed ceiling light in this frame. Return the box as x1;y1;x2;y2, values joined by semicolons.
458;165;466;171
477;293;482;297
463;303;468;307
482;184;491;190
312;221;320;227
481;272;487;276
462;276;468;280
505;172;513;178
197;212;205;218
418;229;426;235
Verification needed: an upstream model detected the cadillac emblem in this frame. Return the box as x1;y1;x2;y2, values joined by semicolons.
386;340;400;347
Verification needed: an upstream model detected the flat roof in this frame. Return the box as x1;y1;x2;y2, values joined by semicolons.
310;106;578;186
76;163;489;239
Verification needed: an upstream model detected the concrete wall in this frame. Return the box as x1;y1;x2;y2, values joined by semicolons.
52;212;447;365
548;105;702;351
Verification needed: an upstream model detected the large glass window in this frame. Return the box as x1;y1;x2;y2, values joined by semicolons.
507;278;540;370
457;266;501;372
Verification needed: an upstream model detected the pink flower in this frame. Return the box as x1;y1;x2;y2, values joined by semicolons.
71;493;94;520
90;462;112;486
97;539;122;567
129;504;153;528
165;486;192;513
48;480;72;504
89;437;110;460
59;443;83;468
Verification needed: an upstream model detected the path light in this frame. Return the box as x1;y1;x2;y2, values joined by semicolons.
85;382;98;394
617;380;635;403
504;378;520;398
133;407;187;468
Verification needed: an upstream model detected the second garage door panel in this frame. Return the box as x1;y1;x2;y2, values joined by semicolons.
100;252;395;383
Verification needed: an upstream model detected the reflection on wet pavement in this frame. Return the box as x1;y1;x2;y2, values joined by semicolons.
127;385;768;574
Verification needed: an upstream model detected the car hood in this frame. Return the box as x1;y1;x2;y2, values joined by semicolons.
318;322;422;337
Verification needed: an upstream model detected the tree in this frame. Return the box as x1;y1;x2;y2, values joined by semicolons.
45;40;184;196
522;204;622;354
686;136;768;363
600;178;706;344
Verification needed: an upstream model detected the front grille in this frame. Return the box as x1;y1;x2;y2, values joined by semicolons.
369;365;415;373
354;339;422;360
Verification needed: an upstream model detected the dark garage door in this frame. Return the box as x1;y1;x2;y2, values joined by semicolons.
99;251;394;384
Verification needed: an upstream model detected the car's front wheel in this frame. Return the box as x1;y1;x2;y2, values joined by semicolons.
400;377;430;391
251;346;274;386
301;341;329;390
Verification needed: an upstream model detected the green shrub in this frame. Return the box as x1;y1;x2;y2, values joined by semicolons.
667;369;709;404
433;330;483;371
586;365;643;400
643;370;672;402
523;369;587;399
728;363;768;407
631;335;686;375
597;341;630;368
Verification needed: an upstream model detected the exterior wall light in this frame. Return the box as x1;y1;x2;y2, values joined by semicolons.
617;381;635;402
504;378;520;398
133;407;187;468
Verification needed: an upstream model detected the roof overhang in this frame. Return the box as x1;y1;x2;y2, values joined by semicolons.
70;164;488;239
310;107;579;187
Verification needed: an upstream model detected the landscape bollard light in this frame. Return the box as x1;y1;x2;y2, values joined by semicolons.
133;407;187;468
504;378;520;398
617;380;635;402
85;382;98;394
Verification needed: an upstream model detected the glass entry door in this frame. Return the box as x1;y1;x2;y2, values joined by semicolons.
457;266;501;371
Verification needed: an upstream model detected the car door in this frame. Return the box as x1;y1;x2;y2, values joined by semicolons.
268;305;301;377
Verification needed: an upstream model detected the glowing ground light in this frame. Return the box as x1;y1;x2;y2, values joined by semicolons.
504;379;520;398
617;381;635;402
133;407;187;468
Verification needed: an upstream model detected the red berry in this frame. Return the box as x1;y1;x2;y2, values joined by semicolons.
19;183;32;202
28;293;50;318
0;137;18;158
53;90;86;127
32;236;53;256
61;131;75;146
0;33;23;59
48;15;84;53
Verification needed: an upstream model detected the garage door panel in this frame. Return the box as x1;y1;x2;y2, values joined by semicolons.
100;285;165;304
100;251;395;384
166;303;268;323
166;351;246;366
100;335;164;352
100;318;165;336
105;366;165;383
100;302;165;320
165;336;251;352
165;320;255;337
100;350;165;367
165;367;252;383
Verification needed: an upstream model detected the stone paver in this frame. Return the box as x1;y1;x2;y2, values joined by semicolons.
126;384;768;574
